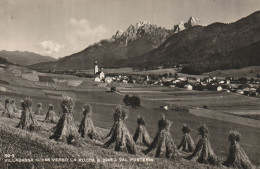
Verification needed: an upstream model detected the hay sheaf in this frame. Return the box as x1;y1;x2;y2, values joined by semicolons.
133;116;151;147
16;99;40;132
103;105;137;154
2;99;15;118
50;96;82;146
187;124;219;165
10;99;18;113
35;103;43;115
44;104;57;123
143;114;180;159
177;124;195;153
61;96;75;114
223;130;255;169
78;104;100;140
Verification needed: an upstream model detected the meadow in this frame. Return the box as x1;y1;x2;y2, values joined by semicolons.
0;65;260;168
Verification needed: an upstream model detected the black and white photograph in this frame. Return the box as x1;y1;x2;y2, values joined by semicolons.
0;0;260;168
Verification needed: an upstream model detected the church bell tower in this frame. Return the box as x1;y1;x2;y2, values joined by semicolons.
94;60;99;75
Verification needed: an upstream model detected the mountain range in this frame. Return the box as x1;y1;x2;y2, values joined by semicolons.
28;11;260;74
126;11;260;74
0;50;56;66
29;17;201;70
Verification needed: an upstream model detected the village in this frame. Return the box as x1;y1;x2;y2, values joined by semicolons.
88;61;260;98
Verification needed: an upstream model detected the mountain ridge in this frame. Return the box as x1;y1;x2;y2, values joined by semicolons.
0;50;56;66
121;10;260;74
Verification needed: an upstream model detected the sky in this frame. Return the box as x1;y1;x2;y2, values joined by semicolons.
0;0;260;59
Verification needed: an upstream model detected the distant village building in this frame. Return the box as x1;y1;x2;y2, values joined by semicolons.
217;86;223;91
105;77;113;84
226;79;231;84
184;84;193;90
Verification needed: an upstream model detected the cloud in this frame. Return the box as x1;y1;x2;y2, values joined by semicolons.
68;18;110;51
39;40;63;56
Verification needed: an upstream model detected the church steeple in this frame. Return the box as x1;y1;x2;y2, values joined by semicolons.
94;60;98;75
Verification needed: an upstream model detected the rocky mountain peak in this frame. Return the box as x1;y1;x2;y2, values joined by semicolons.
186;16;201;28
110;21;161;43
112;29;124;39
173;16;201;33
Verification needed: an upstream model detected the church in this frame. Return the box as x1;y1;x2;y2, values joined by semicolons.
94;61;105;82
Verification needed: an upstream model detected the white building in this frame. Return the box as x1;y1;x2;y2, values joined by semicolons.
217;86;223;91
184;84;193;90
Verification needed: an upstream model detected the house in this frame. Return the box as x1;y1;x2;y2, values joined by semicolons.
237;90;244;95
95;71;105;80
226;79;231;84
217;86;223;91
184;84;193;90
178;77;186;81
219;80;225;84
94;77;101;82
105;77;113;84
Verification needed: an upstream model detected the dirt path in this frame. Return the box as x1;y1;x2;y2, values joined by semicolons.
189;108;260;128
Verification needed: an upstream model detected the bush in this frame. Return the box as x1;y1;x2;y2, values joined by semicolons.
203;105;208;109
238;77;247;84
123;95;141;108
111;87;116;93
123;95;130;105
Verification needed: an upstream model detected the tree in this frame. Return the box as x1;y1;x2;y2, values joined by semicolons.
257;73;260;79
123;95;141;108
123;95;130;105
238;77;247;84
169;73;173;78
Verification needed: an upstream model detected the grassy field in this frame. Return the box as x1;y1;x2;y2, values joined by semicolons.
0;65;260;168
202;66;260;78
79;67;178;75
